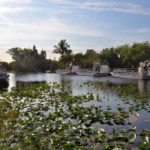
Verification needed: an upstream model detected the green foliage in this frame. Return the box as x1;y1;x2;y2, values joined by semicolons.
73;49;99;69
73;53;84;65
0;61;11;71
48;59;59;72
60;54;73;64
99;41;150;68
53;39;72;58
58;54;74;69
0;82;150;149
7;46;50;72
72;41;150;69
7;41;150;71
99;48;120;68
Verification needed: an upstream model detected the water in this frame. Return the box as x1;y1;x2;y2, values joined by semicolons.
1;73;150;148
7;72;150;95
1;73;150;131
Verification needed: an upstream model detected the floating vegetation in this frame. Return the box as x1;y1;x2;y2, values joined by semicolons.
0;81;150;149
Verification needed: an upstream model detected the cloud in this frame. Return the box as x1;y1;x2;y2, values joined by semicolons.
0;15;12;24
0;0;34;15
0;0;150;62
0;0;32;5
0;16;110;61
0;17;108;59
136;28;150;33
125;28;150;33
0;7;32;15
0;18;106;43
50;0;150;15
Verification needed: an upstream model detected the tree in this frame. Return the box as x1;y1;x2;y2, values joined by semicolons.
85;49;96;58
53;39;72;58
71;49;99;68
8;46;50;72
98;41;150;68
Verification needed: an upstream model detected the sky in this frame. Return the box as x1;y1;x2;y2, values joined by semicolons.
0;0;150;62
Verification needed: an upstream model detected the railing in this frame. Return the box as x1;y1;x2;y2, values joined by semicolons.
113;68;138;73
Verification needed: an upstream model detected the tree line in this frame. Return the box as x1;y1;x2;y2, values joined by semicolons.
99;41;150;68
1;40;150;72
6;45;50;72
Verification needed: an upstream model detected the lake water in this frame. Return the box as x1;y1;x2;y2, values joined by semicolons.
7;72;150;95
1;73;150;148
1;73;148;131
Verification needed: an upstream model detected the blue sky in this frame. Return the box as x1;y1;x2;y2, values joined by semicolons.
0;0;150;62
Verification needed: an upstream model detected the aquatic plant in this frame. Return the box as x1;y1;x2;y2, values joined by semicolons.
0;82;150;149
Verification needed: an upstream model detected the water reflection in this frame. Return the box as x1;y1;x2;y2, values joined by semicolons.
5;73;150;96
0;73;150;134
0;80;9;91
16;81;46;89
59;75;72;95
8;73;16;91
138;80;150;96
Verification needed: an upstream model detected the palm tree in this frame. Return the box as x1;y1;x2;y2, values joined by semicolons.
53;39;72;58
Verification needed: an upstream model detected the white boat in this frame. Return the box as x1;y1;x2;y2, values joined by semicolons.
110;71;150;79
111;66;150;80
111;60;150;80
93;63;110;77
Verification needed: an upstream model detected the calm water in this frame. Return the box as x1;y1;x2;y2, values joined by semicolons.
7;72;150;95
1;73;150;131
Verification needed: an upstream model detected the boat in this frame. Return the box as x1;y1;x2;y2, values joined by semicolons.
111;60;150;80
110;69;145;79
56;65;79;75
93;72;110;77
93;63;110;77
